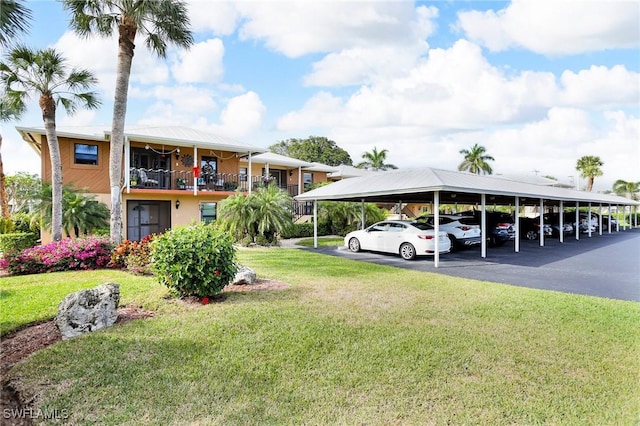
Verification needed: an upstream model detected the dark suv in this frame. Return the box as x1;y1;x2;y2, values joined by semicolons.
457;210;515;246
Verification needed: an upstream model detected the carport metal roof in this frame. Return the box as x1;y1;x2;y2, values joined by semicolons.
295;167;639;207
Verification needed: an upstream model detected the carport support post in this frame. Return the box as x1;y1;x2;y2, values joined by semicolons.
559;200;564;243
361;199;365;230
616;204;619;231
575;203;580;241
514;196;520;253
598;204;603;236
608;204;612;233
434;191;440;268
481;194;487;258
588;203;592;237
539;199;544;247
313;200;318;248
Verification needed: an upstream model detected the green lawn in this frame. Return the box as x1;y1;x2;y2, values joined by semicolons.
2;248;639;425
296;236;344;247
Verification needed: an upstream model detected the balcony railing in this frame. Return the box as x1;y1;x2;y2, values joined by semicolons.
129;168;251;192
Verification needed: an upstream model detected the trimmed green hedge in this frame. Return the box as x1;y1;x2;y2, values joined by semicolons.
280;222;332;239
0;232;38;253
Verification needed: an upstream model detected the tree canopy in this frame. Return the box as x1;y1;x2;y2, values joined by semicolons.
269;136;353;166
612;179;640;201
458;144;494;175
357;147;397;171
576;155;603;192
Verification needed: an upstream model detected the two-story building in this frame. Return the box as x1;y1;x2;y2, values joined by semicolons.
17;125;335;242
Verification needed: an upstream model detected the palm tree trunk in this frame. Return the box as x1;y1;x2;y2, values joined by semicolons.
0;134;10;219
109;19;137;245
586;177;594;192
41;102;63;241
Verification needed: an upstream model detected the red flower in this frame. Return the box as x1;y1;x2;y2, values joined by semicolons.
202;297;210;305
214;270;220;276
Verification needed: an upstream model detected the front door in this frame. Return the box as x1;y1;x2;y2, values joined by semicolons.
126;200;171;241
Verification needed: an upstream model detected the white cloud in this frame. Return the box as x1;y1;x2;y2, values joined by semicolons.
207;91;267;137
171;38;225;84
457;0;640;55
187;0;239;35
235;1;434;58
559;65;640;108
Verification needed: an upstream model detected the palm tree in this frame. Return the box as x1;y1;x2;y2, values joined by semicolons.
357;147;397;171
612;179;640;201
38;183;109;238
218;190;257;241
0;0;32;220
0;46;100;241
576;155;603;192
0;0;32;47
251;184;293;243
458;144;494;175
63;0;194;244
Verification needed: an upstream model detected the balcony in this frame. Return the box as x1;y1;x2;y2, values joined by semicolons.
129;168;250;192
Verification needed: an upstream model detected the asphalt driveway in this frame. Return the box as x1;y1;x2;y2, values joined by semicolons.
300;229;640;302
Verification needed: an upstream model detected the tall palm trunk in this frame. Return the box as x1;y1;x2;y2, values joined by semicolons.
109;18;136;244
585;177;594;192
40;94;63;241
0;134;10;219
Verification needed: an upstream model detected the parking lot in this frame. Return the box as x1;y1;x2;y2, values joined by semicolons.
303;229;640;302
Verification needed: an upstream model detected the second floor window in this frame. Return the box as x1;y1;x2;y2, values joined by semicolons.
304;172;313;188
74;144;98;165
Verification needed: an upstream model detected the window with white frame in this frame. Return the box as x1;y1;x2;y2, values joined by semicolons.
303;172;313;188
200;202;217;224
74;143;98;165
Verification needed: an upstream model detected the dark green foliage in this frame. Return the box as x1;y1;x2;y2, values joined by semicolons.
218;184;293;245
151;223;237;297
0;232;37;253
279;222;332;239
319;202;387;235
269;136;353;166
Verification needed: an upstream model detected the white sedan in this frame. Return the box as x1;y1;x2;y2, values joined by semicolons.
344;220;452;260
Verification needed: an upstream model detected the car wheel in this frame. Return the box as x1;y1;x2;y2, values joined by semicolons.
399;243;416;260
447;235;458;252
348;237;361;252
525;230;537;240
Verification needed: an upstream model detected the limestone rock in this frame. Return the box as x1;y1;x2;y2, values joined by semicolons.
55;283;120;340
232;266;257;285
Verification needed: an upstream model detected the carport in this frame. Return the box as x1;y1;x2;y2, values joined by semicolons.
294;167;639;267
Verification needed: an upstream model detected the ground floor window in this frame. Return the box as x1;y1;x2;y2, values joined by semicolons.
126;200;171;241
201;202;217;224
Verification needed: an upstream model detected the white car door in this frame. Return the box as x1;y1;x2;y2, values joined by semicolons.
361;222;389;251
385;222;406;253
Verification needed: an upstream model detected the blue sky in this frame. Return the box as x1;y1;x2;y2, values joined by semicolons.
2;0;639;191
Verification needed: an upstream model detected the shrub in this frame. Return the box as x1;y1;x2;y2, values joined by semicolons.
110;234;155;275
0;232;38;253
279;222;333;239
11;212;40;234
0;237;113;276
151;223;237;297
0;217;14;234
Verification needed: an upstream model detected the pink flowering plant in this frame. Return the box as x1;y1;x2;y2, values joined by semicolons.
0;237;113;276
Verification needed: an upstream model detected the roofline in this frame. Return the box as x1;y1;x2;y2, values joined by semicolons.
15;126;267;154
